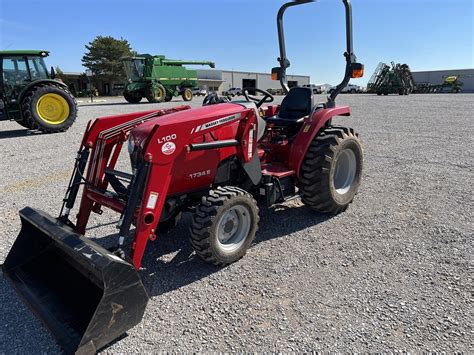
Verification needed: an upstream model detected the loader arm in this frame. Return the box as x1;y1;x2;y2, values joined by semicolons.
69;107;191;227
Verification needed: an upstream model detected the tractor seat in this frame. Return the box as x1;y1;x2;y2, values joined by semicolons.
266;87;315;126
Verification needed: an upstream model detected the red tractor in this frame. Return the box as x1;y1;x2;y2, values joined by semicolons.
3;0;364;353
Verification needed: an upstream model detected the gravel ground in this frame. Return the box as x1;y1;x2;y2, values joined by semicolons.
0;94;472;352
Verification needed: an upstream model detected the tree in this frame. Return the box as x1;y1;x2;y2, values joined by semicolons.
81;36;133;81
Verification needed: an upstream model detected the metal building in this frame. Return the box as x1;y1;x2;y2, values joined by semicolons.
412;68;474;93
197;69;310;94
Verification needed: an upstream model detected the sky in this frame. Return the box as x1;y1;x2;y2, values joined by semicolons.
1;0;473;86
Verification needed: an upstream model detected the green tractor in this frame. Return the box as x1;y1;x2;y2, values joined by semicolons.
121;54;215;103
0;50;77;132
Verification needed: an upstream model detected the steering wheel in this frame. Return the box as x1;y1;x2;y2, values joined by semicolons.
203;92;231;106
243;87;274;108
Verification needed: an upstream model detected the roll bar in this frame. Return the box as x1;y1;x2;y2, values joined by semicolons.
272;0;363;107
274;0;314;94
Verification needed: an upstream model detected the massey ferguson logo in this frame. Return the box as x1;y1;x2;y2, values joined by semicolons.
159;134;177;155
161;142;176;155
191;113;241;134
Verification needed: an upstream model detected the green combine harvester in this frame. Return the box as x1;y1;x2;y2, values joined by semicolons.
367;62;416;95
121;54;215;103
0;50;77;132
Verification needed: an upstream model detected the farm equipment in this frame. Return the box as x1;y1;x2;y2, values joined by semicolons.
414;75;468;93
0;50;77;132
122;54;215;103
439;75;464;93
367;62;416;95
2;0;364;353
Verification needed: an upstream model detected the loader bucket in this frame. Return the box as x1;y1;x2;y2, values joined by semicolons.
2;207;149;354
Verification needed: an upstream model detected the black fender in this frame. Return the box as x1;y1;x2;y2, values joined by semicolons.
18;79;68;103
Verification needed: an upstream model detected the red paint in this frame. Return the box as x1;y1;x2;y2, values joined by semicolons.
73;101;353;270
289;106;351;174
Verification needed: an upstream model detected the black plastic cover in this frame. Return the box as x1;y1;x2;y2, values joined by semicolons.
3;207;149;354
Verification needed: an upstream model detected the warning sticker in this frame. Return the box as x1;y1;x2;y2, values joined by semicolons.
146;192;159;209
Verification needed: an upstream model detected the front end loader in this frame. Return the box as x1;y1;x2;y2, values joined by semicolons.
3;0;364;353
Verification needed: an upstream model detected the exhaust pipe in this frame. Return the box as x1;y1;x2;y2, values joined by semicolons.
3;207;149;354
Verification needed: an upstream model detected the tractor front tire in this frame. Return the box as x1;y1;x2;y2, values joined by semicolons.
300;127;363;214
190;186;259;266
182;88;193;101
123;91;142;103
22;84;77;133
145;84;166;103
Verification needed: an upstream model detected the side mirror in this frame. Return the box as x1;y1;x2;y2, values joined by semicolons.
350;63;364;78
271;67;282;80
50;66;56;79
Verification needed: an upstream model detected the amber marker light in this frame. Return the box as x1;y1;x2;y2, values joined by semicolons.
351;64;364;78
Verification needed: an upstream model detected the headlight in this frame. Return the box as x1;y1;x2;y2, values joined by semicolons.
128;135;136;154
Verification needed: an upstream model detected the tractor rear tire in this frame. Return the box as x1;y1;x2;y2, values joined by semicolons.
190;186;259;266
182;88;193;102
145;84;166;103
123;91;142;103
22;84;77;133
300;127;363;214
164;94;173;102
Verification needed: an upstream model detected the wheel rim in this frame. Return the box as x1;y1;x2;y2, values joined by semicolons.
185;90;192;100
155;88;164;100
333;148;357;195
36;93;70;124
216;205;251;252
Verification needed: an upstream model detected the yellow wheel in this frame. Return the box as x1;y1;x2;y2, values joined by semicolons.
145;84;166;103
36;93;70;124
155;87;165;101
22;84;77;133
182;88;193;102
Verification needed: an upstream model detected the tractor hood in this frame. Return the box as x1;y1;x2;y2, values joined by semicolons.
129;103;247;151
